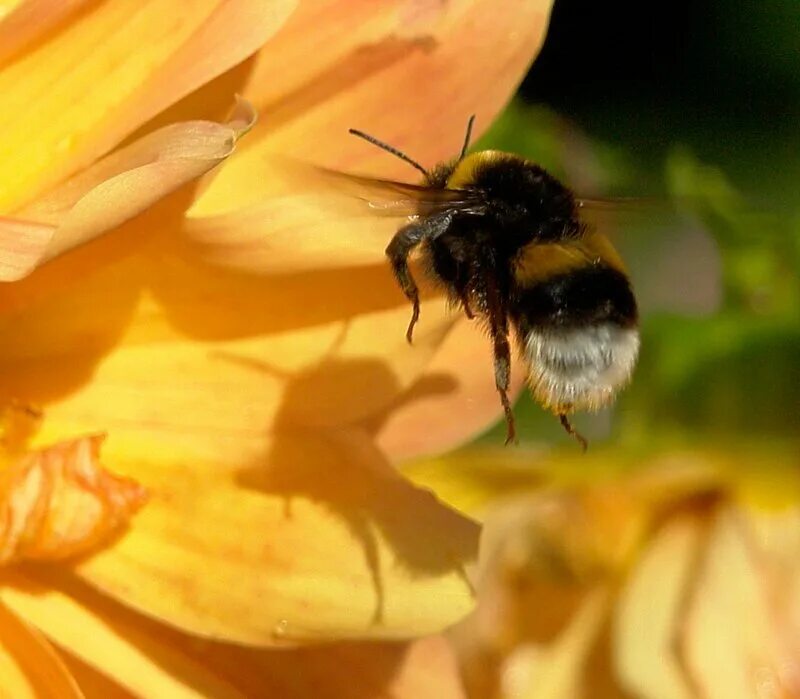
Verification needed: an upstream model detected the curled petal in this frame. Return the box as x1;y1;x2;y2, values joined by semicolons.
0;599;83;699
0;101;256;282
0;435;147;564
0;216;56;282
0;0;295;211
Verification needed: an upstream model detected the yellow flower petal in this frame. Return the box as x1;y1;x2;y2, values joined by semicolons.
0;100;255;281
0;435;147;564
378;319;525;463
56;429;478;644
613;515;704;699
0;599;83;698
0;0;296;210
180;190;400;274
0;242;456;441
4;570;467;698
1;573;245;698
190;0;555;216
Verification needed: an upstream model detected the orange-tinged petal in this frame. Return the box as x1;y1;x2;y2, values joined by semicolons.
682;508;800;699
0;599;83;698
378;319;525;463
0;435;147;564
3;570;467;698
0;0;296;211
613;515;703;699
190;0;555;216
205;634;469;699
501;589;610;699
58;656;136;699
176;631;467;699
0;100;256;281
0;215;56;281
49;429;479;645
0;0;91;64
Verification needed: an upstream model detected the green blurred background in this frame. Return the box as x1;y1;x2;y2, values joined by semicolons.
476;0;800;452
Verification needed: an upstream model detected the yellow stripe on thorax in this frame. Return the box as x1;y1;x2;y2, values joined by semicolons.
445;150;517;190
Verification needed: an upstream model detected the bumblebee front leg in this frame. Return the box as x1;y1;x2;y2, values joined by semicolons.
386;214;452;344
386;224;424;342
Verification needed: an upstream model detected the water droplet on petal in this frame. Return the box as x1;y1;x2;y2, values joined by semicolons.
272;618;289;639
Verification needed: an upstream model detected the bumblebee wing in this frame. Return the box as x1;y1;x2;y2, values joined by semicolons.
308;165;486;217
576;196;661;211
181;159;483;275
574;196;724;317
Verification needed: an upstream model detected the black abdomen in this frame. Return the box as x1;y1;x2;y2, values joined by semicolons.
511;264;638;333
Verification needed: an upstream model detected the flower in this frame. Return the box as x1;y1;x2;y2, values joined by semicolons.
0;0;554;693
406;447;800;699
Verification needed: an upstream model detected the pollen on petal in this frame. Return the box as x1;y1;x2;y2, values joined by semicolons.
0;435;148;563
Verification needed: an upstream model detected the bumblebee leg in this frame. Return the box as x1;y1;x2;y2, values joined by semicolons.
386;214;453;344
484;276;516;445
559;414;588;452
457;284;475;319
493;332;516;445
386;224;424;343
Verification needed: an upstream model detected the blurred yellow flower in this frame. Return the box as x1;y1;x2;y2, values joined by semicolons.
0;0;554;694
408;448;800;699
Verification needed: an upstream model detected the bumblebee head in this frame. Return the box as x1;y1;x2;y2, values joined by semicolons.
518;264;640;414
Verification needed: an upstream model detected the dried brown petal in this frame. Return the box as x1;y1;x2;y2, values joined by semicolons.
0;435;147;564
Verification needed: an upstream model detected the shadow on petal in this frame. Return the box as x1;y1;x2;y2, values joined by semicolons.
0;599;83;698
237;423;479;629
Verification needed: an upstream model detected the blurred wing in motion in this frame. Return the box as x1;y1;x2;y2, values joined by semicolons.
181;158;484;275
295;164;487;217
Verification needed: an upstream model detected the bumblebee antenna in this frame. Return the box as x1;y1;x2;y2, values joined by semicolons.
459;114;476;160
348;129;429;178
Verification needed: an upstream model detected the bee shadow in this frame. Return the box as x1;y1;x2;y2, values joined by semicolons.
219;349;480;628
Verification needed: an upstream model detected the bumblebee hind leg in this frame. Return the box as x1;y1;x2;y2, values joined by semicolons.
559;413;588;452
493;330;516;445
484;276;516;445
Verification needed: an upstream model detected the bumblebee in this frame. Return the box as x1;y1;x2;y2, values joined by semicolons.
348;117;639;449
